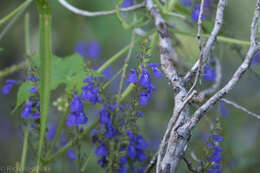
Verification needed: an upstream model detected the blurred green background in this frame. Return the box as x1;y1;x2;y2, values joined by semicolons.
0;0;259;172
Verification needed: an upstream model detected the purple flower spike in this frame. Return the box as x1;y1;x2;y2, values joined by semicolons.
203;64;216;82
126;69;138;84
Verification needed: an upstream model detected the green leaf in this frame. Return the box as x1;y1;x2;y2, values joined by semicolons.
14;81;34;111
32;53;103;94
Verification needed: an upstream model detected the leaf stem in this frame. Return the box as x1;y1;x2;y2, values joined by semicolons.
20;123;30;173
0;0;33;27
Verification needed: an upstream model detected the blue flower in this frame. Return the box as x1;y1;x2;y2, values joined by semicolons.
136;134;148;149
208;164;222;173
252;51;260;65
46;124;56;141
99;107;111;124
21;99;40;119
147;63;162;78
203;64;216;82
60;134;77;161
27;75;39;82
192;4;205;21
180;0;192;7
2;79;17;95
95;142;107;156
136;149;146;162
139;90;152;106
105;124;118;139
70;94;84;112
127;145;136;159
121;0;134;8
66;112;88;126
118;167;127;173
120;156;127;165
83;76;94;83
87;40;101;59
140;67;152;88
75;40;101;59
203;0;212;9
208;148;222;163
136;112;144;117
29;85;37;93
102;67;113;80
126;69;138;84
81;83;101;105
212;135;224;142
67;148;77;161
66;94;88;126
75;41;88;58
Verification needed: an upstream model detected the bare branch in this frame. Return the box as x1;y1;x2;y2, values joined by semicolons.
58;0;145;17
188;1;260;130
221;98;260;120
184;0;226;81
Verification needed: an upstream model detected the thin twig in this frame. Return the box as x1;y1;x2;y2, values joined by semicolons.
221;98;260;120
144;152;158;173
58;0;145;17
187;0;205;96
183;156;201;173
184;0;226;82
116;16;136;111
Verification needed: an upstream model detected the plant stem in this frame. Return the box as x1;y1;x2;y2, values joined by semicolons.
35;0;52;172
0;61;27;78
20;124;30;173
169;28;250;46
45;106;70;159
97;29;154;73
116;16;136;111
0;0;33;27
25;13;31;56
